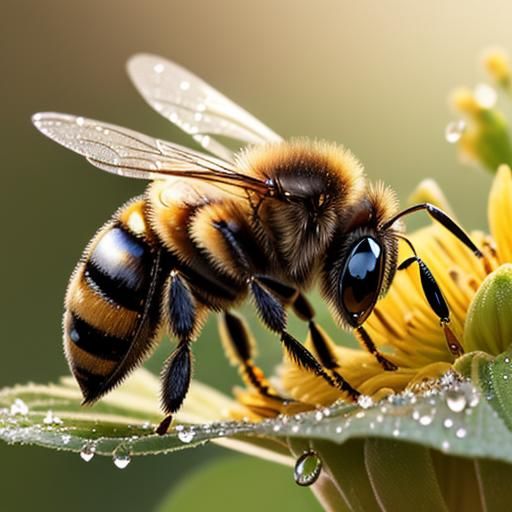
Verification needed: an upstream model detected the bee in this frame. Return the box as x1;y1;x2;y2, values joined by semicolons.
33;54;482;433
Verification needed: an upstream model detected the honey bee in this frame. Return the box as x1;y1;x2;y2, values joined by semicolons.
33;54;482;433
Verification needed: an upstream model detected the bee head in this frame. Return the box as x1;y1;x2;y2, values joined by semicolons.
321;183;401;328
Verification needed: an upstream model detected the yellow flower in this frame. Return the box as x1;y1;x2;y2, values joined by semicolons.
483;48;512;89
235;166;512;419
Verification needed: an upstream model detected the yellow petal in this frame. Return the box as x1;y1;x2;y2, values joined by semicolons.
489;165;512;262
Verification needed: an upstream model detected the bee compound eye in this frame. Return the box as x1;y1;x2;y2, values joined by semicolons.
339;237;384;327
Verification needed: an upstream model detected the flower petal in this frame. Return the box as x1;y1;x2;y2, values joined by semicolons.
489;165;512;262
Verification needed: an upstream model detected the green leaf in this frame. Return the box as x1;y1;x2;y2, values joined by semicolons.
3;368;512;466
364;439;449;512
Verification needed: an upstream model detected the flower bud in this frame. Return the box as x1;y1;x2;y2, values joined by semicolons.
464;264;512;355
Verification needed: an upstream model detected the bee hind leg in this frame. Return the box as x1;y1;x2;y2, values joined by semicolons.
157;338;192;436
156;270;198;435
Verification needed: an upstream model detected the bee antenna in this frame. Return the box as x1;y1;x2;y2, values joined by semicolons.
381;203;483;258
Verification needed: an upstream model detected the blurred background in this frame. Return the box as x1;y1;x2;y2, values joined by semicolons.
1;1;511;510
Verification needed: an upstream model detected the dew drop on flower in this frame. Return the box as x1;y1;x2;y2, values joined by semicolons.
9;399;28;416
293;451;322;487
442;440;450;452
314;410;323;421
178;430;196;444
80;442;96;462
445;120;466;143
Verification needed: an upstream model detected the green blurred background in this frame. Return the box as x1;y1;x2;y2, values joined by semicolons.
1;1;510;510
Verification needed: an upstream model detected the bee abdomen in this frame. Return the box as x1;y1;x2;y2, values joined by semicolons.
84;225;152;311
64;198;165;403
67;313;130;362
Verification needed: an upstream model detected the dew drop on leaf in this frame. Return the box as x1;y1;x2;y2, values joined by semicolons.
294;450;322;487
445;390;467;413
357;395;374;409
9;399;28;416
80;442;96;462
456;427;467;439
419;415;433;426
178;430;196;444
113;447;132;469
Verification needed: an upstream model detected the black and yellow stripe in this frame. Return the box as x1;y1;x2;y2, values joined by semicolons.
64;197;165;403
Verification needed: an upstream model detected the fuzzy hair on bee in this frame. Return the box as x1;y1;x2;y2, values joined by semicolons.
33;54;483;433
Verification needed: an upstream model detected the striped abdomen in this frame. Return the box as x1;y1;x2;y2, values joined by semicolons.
64;197;165;403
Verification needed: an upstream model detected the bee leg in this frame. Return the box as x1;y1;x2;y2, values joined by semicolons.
355;325;398;371
398;254;464;357
219;311;288;402
157;338;192;435
249;278;349;395
156;271;198;435
292;293;360;399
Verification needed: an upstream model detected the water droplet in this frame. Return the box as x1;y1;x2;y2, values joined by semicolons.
445;120;466;143
412;410;421;421
76;117;85;126
178;430;196;444
419;415;433;426
392;429;400;437
153;63;165;74
113;447;132;469
61;434;71;445
293;451;322;487
443;418;454;429
291;424;300;433
456;427;467;439
180;80;191;91
80;443;96;462
474;83;497;109
314;411;323;421
441;440;450;452
9;399;29;416
357;395;374;409
43;410;63;425
445;390;467;413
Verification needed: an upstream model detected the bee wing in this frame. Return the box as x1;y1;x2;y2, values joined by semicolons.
32;112;272;195
127;54;282;161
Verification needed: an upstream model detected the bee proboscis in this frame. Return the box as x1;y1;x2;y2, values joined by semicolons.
33;54;482;433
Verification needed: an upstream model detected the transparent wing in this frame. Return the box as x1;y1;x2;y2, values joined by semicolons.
32;112;272;194
127;53;282;161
